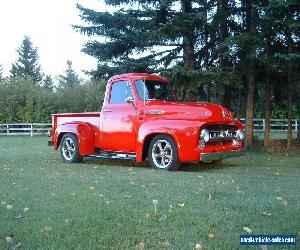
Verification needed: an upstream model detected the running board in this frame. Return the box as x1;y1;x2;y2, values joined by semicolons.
85;152;136;161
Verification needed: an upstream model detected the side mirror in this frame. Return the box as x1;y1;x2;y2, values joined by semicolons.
125;96;135;105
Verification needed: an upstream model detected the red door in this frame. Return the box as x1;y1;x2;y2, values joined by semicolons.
100;80;137;153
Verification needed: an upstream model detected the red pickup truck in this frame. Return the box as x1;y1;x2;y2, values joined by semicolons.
49;73;244;170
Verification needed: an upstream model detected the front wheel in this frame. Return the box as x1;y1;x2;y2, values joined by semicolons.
60;133;82;163
148;135;180;171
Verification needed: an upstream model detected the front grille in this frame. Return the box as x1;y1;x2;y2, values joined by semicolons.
209;130;236;140
205;125;237;141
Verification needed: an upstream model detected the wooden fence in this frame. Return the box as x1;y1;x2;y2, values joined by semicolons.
0;119;298;136
0;123;51;136
239;118;298;132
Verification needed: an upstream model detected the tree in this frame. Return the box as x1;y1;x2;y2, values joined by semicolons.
0;64;4;81
59;60;81;89
10;36;43;83
263;51;272;148
43;75;54;92
0;76;106;123
216;0;230;107
261;0;273;148
75;0;210;100
264;0;300;149
244;0;258;149
75;0;248;104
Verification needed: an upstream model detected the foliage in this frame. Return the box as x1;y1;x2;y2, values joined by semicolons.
74;0;213;101
42;75;54;92
0;76;106;123
10;36;43;84
58;60;81;89
0;64;4;81
0;1;299;147
75;0;299;114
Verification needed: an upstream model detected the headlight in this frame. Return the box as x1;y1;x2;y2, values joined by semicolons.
236;129;244;140
200;128;210;142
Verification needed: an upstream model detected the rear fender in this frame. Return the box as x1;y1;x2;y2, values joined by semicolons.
54;122;96;155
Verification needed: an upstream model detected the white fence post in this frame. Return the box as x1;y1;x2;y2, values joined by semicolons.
30;124;33;137
295;119;298;132
262;118;265;131
6;124;9;136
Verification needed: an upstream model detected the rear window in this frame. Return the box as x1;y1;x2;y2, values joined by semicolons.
135;79;173;101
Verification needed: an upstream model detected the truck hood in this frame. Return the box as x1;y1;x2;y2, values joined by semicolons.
143;101;235;123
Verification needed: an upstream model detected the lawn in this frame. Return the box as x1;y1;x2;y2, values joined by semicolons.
0;137;299;249
254;131;298;140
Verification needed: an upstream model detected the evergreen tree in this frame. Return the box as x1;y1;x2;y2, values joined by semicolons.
244;0;258;149
43;75;54;92
75;0;246;102
59;60;81;89
0;64;4;81
10;36;43;83
75;0;213;100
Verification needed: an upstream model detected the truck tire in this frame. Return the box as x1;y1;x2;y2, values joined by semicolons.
60;133;82;164
148;135;180;171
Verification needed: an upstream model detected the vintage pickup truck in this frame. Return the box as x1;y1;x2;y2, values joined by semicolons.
48;73;244;170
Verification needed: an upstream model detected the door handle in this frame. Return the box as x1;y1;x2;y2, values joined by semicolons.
103;109;111;113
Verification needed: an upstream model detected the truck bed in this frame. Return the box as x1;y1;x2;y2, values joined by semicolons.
52;112;100;128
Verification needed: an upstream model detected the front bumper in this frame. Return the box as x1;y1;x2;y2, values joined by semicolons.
200;149;245;161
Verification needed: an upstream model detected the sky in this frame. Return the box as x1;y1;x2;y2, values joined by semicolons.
0;0;111;79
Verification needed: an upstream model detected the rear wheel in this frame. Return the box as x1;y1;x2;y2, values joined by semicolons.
148;135;180;171
60;133;82;163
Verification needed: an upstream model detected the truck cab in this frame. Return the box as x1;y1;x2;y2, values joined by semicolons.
49;73;245;170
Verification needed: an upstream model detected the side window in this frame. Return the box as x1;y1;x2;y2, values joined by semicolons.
110;81;133;104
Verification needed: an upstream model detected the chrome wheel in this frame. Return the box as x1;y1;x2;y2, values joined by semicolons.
151;139;173;169
62;137;76;161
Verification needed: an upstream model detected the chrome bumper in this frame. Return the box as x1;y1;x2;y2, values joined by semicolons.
200;149;245;161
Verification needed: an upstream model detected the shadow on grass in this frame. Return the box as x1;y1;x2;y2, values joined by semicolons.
179;161;239;172
81;156;239;173
82;157;149;169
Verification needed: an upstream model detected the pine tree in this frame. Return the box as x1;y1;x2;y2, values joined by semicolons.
260;0;278;148
261;0;300;149
245;0;258;148
75;0;213;100
75;1;247;102
59;60;80;89
10;36;43;83
0;64;4;81
42;75;54;92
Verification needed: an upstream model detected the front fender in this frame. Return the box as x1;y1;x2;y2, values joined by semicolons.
136;119;202;162
54;122;96;155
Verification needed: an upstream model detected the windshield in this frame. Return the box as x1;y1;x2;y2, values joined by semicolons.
135;79;178;102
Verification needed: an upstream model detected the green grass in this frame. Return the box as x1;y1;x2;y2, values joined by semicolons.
254;131;298;140
0;137;299;249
